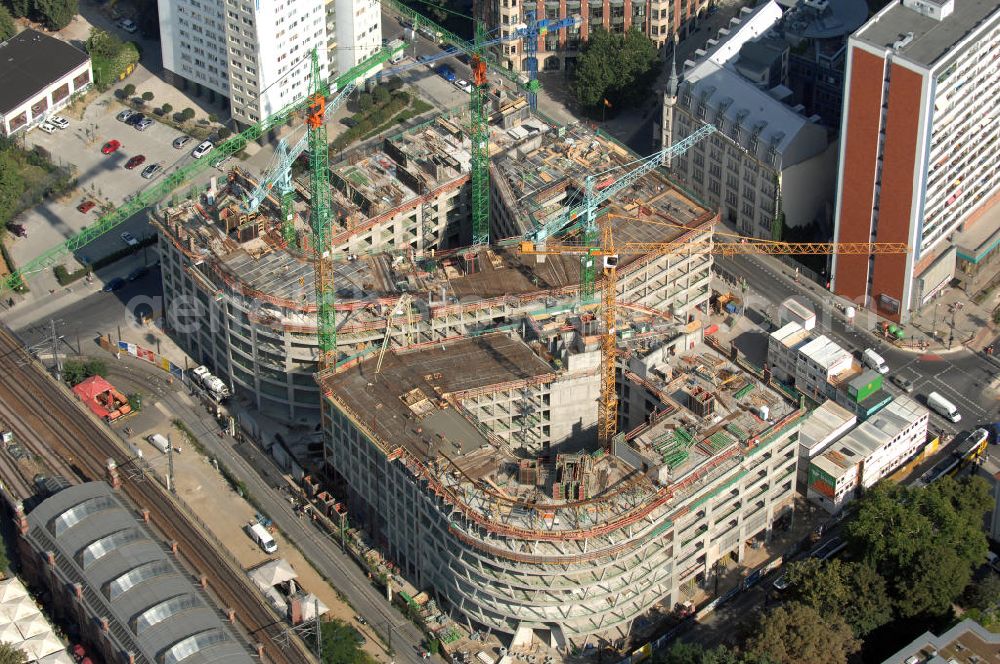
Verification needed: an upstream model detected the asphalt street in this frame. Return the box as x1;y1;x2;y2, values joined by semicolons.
714;254;1000;433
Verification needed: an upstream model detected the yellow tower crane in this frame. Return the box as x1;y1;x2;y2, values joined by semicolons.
519;213;910;447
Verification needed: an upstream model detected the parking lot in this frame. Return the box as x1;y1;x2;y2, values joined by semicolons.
8;96;229;275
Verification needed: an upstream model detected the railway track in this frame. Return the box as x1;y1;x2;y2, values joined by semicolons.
0;327;313;664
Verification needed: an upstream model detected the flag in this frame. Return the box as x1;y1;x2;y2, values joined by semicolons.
603;98;612;108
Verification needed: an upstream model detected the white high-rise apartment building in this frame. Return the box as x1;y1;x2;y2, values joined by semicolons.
336;0;381;76
159;0;381;126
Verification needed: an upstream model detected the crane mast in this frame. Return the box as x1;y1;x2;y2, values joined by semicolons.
306;51;337;368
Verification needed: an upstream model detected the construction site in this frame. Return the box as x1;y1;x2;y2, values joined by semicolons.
152;104;718;433
317;329;804;649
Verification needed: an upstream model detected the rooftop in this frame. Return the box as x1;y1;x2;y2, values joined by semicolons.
492;123;712;237
627;347;800;483
853;0;1000;68
798;334;852;370
880;618;1000;664
956;202;1000;263
152;115;715;333
0;29;90;115
782;0;869;39
814;395;927;477
320;333;556;464
770;321;812;349
321;337;802;536
798;400;856;451
25;482;255;664
679;1;819;155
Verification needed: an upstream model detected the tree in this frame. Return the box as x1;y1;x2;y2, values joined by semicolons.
217;126;232;140
784;558;893;636
160;103;173;115
652;642;772;664
141;91;154;101
0;5;16;42
7;0;31;18
357;92;373;113
387;76;403;92
964;572;1000;612
0;642;26;664
122;83;136;97
846;477;991;618
373;85;390;106
85;29;139;89
573;27;658;111
208;113;218;123
34;0;77;30
180;107;195;121
745;603;860;664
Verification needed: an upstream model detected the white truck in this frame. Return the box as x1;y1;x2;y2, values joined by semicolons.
147;433;171;454
927;391;961;423
190;365;231;401
246;522;277;554
862;348;889;374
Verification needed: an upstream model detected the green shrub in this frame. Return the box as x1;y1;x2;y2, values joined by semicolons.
141;91;154;101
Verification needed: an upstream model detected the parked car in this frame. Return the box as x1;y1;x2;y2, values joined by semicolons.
354;615;367;626
340;117;359;128
125;155;146;170
77;200;96;213
5;223;27;238
101;140;122;154
172;135;193;149
135;118;153;131
191;140;214;159
117;18;138;33
454;79;472;93
117;109;136;122
436;65;456;82
127;266;149;281
103;277;126;292
48;115;69;129
38;122;56;134
120;231;139;247
141;163;163;180
125;113;146;127
891;374;915;393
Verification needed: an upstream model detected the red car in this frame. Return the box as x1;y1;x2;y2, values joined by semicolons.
77;200;96;213
101;140;121;154
125;155;146;169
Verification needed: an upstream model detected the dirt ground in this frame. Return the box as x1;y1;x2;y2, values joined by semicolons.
130;422;358;627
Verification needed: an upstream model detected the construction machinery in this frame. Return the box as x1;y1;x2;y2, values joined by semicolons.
519;213;911;446
0;45;403;295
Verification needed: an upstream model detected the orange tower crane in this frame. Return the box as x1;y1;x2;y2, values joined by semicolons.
519;214;911;447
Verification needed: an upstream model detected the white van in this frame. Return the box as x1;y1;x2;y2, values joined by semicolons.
862;348;889;374
147;433;170;454
927;391;961;423
247;522;277;554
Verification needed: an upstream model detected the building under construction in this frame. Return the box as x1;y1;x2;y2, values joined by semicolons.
317;332;804;649
153;106;718;429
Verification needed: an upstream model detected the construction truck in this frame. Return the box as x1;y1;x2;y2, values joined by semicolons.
190;365;231;402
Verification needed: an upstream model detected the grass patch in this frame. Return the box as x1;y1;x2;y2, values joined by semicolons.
331;88;433;151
